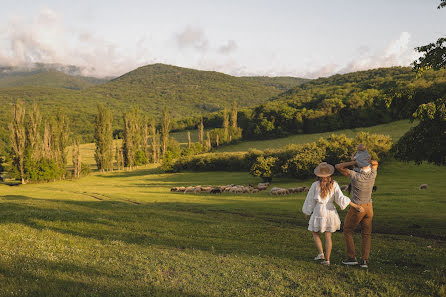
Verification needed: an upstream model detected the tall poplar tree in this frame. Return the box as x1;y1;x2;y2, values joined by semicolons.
9;101;26;184
72;138;81;179
55;110;70;166
223;108;229;142
206;132;211;151
27;102;42;161
115;136;124;170
94;104;113;171
142;115;149;160
123;111;135;168
43;121;52;160
231;100;238;129
198;117;204;145
161;107;171;157
187;131;191;148
155;130;161;163
150;118;157;163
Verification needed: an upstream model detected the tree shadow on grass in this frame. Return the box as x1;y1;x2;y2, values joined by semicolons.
0;194;308;262
98;167;163;179
0;256;209;297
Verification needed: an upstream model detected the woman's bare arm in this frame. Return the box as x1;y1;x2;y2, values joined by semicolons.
349;201;364;212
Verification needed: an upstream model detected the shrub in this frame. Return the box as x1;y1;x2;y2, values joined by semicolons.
208;127;243;145
281;143;326;178
172;133;393;177
250;156;279;181
133;150;148;166
353;132;393;161
172;152;248;172
22;150;66;182
181;142;207;157
393;98;446;165
81;162;91;176
0;156;5;173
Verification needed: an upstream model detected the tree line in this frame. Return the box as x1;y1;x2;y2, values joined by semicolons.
3;99;242;183
8;101;72;183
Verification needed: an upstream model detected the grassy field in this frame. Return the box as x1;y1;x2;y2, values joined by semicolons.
0;160;445;296
214;120;417;152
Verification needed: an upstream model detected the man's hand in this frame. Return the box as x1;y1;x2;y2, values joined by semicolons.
356;206;364;213
335;160;356;177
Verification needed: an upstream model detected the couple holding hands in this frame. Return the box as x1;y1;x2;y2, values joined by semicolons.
302;144;378;268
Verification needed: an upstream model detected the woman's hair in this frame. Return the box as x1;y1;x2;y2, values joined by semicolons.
318;176;334;199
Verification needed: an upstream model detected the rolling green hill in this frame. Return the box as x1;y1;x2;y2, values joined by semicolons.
85;63;283;116
0;69;108;90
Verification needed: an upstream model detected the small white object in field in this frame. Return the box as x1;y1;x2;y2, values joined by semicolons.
419;184;428;190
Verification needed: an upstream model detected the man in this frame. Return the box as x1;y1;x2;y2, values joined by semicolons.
335;158;378;269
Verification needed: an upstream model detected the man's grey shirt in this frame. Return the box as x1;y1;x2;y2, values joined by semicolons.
349;169;377;204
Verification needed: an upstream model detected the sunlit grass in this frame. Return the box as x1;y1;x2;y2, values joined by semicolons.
0;160;444;296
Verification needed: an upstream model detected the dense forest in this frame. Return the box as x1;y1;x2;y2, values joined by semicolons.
174;67;446;140
239;76;310;91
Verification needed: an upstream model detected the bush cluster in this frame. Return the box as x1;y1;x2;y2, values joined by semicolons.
172;133;392;178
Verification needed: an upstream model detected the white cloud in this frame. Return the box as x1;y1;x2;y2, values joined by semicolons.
0;9;422;80
0;8;149;77
218;40;237;54
339;31;419;74
175;26;209;51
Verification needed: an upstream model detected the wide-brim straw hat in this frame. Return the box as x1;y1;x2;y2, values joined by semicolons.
314;162;334;177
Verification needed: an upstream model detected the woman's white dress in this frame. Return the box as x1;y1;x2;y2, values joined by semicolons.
302;181;351;233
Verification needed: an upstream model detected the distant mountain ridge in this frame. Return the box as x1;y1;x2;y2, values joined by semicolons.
0;68;109;90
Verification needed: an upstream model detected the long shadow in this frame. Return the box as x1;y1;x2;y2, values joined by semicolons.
0;256;209;297
98;167;163;178
0;194;307;262
1;192;443;270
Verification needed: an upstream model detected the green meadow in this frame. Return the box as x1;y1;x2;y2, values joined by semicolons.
214;120;418;152
2;119;445;296
0;159;445;296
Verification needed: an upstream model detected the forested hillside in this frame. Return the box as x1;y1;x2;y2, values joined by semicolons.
244;67;446;138
0;64;286;148
176;67;446;139
85;63;282;116
2;64;444;152
240;76;310;91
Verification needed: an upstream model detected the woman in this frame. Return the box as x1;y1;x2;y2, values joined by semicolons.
302;162;363;266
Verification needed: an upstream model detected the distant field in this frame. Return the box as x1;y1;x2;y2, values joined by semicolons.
0;160;444;296
215;120;417;152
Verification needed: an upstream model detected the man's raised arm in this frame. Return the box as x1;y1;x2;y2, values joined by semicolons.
335;160;356;177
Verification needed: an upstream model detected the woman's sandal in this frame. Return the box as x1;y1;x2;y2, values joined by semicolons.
321;260;330;266
314;253;325;260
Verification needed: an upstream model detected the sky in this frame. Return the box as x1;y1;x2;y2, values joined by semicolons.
0;0;445;78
